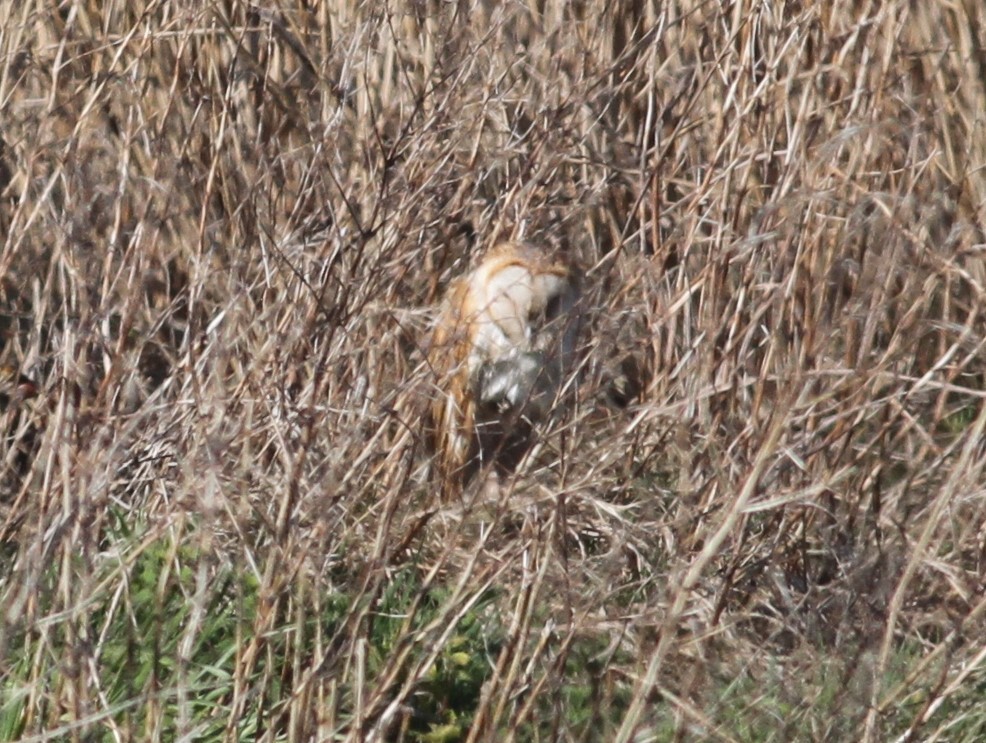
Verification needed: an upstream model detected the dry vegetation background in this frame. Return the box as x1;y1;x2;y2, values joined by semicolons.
2;0;986;741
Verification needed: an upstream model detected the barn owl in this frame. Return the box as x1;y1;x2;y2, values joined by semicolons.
428;242;580;499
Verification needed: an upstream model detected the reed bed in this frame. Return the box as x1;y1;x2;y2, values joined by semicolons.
2;1;986;740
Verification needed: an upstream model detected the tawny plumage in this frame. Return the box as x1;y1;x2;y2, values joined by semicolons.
427;242;579;499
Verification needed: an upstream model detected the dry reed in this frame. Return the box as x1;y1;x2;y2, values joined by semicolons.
1;1;986;740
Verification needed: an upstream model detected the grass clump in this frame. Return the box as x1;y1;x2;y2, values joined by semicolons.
2;525;502;742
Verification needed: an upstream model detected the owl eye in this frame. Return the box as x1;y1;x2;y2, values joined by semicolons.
543;293;564;322
533;289;571;331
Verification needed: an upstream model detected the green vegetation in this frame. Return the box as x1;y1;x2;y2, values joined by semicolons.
0;527;504;742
